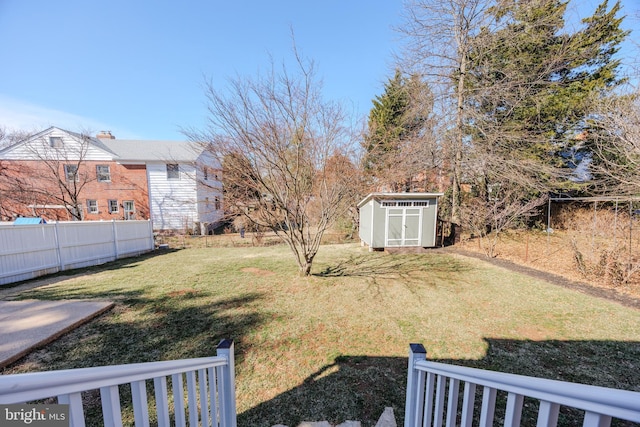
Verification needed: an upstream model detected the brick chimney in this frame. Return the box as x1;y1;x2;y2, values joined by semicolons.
96;131;115;139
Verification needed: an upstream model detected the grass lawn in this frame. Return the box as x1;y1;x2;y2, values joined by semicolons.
4;242;640;426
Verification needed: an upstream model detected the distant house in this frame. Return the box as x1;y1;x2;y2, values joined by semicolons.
0;126;222;231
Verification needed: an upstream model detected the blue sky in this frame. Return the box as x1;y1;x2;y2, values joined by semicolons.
0;1;637;141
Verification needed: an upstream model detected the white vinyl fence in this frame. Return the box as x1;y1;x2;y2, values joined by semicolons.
0;220;154;286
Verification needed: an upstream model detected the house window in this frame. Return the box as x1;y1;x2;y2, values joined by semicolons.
166;164;180;180
108;199;119;214
203;167;209;181
214;196;221;210
49;137;63;148
87;199;98;214
382;201;397;207
96;165;111;182
414;201;429;207
64;164;79;182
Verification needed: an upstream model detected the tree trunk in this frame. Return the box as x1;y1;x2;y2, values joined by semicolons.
300;262;312;277
451;51;466;226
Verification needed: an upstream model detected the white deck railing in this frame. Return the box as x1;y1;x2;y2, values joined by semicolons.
405;343;640;427
0;339;236;427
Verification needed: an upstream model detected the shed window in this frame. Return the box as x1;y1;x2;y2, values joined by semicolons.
383;200;430;207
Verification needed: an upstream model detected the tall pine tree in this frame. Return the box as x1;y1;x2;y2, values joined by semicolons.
364;70;412;173
364;70;433;191
467;0;628;187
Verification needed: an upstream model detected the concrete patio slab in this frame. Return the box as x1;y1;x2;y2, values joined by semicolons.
0;299;114;368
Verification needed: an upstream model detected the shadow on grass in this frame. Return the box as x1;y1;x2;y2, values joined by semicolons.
239;338;640;427
314;253;472;296
316;253;469;278
4;290;266;426
1;248;180;294
4;287;265;386
3;274;266;424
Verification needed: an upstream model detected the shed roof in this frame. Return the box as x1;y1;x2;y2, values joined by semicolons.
357;192;444;208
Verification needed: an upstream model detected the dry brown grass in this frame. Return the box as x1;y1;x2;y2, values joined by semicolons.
457;203;640;298
155;230;352;250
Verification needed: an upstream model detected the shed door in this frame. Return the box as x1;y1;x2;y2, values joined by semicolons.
386;208;421;246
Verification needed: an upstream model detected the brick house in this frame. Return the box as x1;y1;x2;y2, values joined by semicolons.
0;127;222;231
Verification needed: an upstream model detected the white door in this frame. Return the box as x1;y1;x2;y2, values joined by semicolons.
123;200;135;220
386;208;421;246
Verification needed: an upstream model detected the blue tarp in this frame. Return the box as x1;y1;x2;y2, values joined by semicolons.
13;217;46;225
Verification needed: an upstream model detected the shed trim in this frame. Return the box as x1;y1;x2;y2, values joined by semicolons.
357;192;444;208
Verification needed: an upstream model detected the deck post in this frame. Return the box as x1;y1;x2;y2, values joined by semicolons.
217;339;237;427
405;343;427;427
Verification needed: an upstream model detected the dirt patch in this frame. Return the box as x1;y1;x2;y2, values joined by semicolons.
241;267;275;276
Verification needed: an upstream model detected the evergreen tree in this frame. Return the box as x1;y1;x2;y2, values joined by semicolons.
364;70;433;190
364;70;411;173
467;0;628;182
574;0;630;172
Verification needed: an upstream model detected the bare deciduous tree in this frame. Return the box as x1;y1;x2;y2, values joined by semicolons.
460;183;547;257
188;52;361;276
0;129;97;220
588;91;640;196
397;0;492;224
0;127;31;220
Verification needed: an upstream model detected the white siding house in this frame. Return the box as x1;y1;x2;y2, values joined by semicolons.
0;127;115;162
0;127;222;231
102;138;223;232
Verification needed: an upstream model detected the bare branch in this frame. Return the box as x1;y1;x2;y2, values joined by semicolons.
186;52;362;276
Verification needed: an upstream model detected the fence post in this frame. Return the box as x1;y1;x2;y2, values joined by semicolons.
54;222;64;271
405;343;427;427
111;220;119;260
148;220;154;250
217;339;237;427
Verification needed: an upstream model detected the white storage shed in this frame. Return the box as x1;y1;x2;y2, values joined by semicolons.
358;192;443;250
